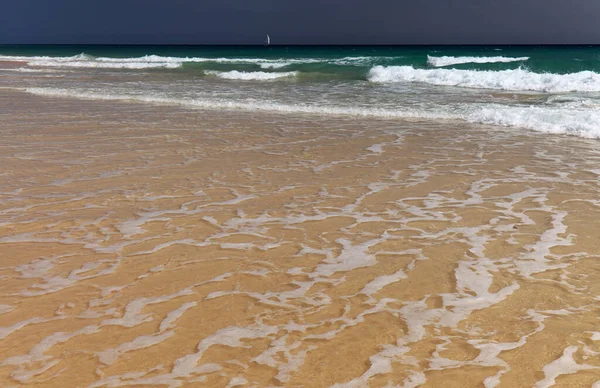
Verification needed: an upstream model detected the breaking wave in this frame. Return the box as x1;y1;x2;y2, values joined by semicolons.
0;54;181;69
21;87;600;139
368;66;600;92
21;87;453;120
0;54;387;70
466;104;600;138
427;55;529;67
205;70;298;80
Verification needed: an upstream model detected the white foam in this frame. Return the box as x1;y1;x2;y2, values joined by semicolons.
101;289;195;328
427;55;529;67
0;304;14;315
172;325;279;377
159;302;197;332
312;238;379;277
89;363;222;387
259;62;291;69
0;53;379;70
0;317;58;340
254;55;387;69
515;211;573;277
535;346;597;388
20;86;600;139
15;258;56;278
97;332;174;365
467;105;600;139
35;60;181;69
0;54;169;69
22;87;452;120
205;70;298;80
359;269;407;296
1;325;99;382
366;144;384;154
0;67;61;73
0;53;91;62
439;257;520;327
368;65;600;92
252;337;315;383
0;54;182;69
226;377;248;387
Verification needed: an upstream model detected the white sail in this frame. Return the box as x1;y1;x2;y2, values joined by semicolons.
265;34;271;45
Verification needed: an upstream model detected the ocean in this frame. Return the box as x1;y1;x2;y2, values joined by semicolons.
2;45;600;137
2;45;600;387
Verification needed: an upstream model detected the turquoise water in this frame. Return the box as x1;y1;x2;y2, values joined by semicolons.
2;45;600;138
2;45;600;75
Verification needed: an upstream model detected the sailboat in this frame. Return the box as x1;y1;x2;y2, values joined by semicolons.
265;34;271;46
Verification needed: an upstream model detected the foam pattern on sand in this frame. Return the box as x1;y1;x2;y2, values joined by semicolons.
1;94;600;386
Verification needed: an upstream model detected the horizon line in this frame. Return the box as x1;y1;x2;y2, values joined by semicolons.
2;43;600;47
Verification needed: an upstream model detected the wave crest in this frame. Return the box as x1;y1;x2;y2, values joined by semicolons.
0;54;182;69
368;66;600;92
467;105;600;138
427;55;529;67
0;54;386;70
205;70;298;80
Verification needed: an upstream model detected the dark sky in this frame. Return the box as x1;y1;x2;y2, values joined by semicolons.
2;0;600;45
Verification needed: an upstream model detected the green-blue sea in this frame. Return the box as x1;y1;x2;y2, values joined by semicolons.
2;45;600;137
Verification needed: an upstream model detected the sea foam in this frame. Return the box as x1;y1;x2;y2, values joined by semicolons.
368;66;600;92
467;105;600;139
0;54;183;69
0;54;378;70
22;87;600;139
205;70;298;80
427;55;529;67
21;87;452;120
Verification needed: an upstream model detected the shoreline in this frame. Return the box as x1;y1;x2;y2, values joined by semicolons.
0;60;27;68
0;87;600;142
1;90;600;386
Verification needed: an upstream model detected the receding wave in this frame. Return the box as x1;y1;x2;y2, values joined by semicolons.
0;67;61;73
427;55;529;67
205;70;298;80
21;87;453;120
368;66;600;92
21;87;600;139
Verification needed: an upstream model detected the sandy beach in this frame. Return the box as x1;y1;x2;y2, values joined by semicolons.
0;61;27;68
1;88;600;387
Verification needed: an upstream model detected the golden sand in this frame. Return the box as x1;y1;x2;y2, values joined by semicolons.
1;90;600;387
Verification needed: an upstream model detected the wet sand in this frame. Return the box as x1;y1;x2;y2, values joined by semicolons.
1;89;600;387
0;61;27;68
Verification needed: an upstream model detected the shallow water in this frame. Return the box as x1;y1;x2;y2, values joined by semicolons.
2;89;600;387
3;45;600;138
